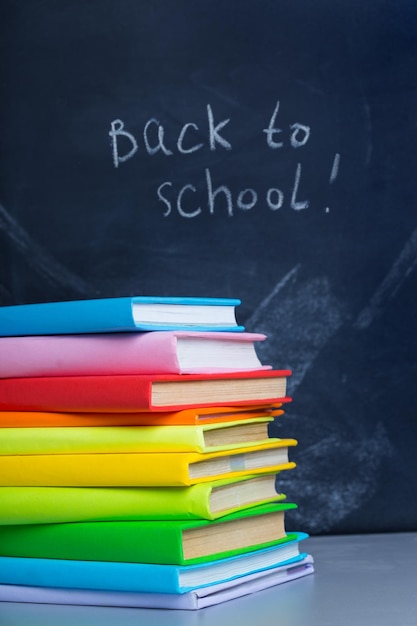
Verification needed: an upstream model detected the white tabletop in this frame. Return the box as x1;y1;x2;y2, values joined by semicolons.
1;532;416;626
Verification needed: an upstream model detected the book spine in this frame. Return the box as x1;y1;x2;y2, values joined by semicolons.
0;426;208;455
0;452;193;487
0;375;154;412
0;556;182;593
0;485;212;525
0;411;181;427
0;522;183;565
0;298;136;336
0;332;181;378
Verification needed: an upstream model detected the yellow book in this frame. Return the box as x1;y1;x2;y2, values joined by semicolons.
0;440;297;486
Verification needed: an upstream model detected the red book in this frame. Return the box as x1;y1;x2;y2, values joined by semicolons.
0;370;291;413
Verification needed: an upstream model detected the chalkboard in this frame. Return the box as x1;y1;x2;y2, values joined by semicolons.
1;0;416;534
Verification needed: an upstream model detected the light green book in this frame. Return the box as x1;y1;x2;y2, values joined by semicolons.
0;418;275;455
0;474;285;524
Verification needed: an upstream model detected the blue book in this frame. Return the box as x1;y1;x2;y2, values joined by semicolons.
0;296;244;336
0;533;309;594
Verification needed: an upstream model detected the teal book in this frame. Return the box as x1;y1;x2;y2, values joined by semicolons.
0;502;297;565
0;533;309;594
0;296;244;336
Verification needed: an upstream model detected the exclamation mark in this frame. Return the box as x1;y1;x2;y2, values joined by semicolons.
325;153;340;213
329;153;340;184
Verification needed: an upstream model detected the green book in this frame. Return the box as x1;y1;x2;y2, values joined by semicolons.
0;502;297;565
0;474;285;524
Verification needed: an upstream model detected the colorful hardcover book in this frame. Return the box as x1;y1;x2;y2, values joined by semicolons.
0;502;297;565
0;296;244;336
0;405;287;428
0;440;297;486
0;474;285;524
0;556;315;610
0;370;291;412
0;331;269;378
0;533;309;593
0;418;276;455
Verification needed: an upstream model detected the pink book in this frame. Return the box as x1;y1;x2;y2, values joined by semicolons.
0;331;270;379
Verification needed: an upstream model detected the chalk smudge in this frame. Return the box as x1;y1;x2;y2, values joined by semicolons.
246;264;301;328
355;226;417;329
248;273;348;392
0;203;91;295
278;422;394;533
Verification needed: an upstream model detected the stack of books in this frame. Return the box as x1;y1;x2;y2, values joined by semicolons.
0;296;314;610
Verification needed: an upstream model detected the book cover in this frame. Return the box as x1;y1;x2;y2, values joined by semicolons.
0;370;291;412
0;331;269;378
0;405;287;428
0;556;315;610
0;418;276;455
0;296;244;336
0;474;286;524
0;533;309;593
0;502;297;565
0;440;297;486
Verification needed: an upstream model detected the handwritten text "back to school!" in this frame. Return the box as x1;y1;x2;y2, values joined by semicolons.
109;101;340;217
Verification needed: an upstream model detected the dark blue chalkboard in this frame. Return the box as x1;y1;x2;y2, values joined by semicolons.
0;0;416;534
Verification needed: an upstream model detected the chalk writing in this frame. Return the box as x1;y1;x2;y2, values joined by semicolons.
109;120;138;168
263;100;310;149
109;104;233;166
109;100;340;217
157;166;308;217
143;118;173;156
177;123;203;155
329;152;341;183
207;104;232;151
